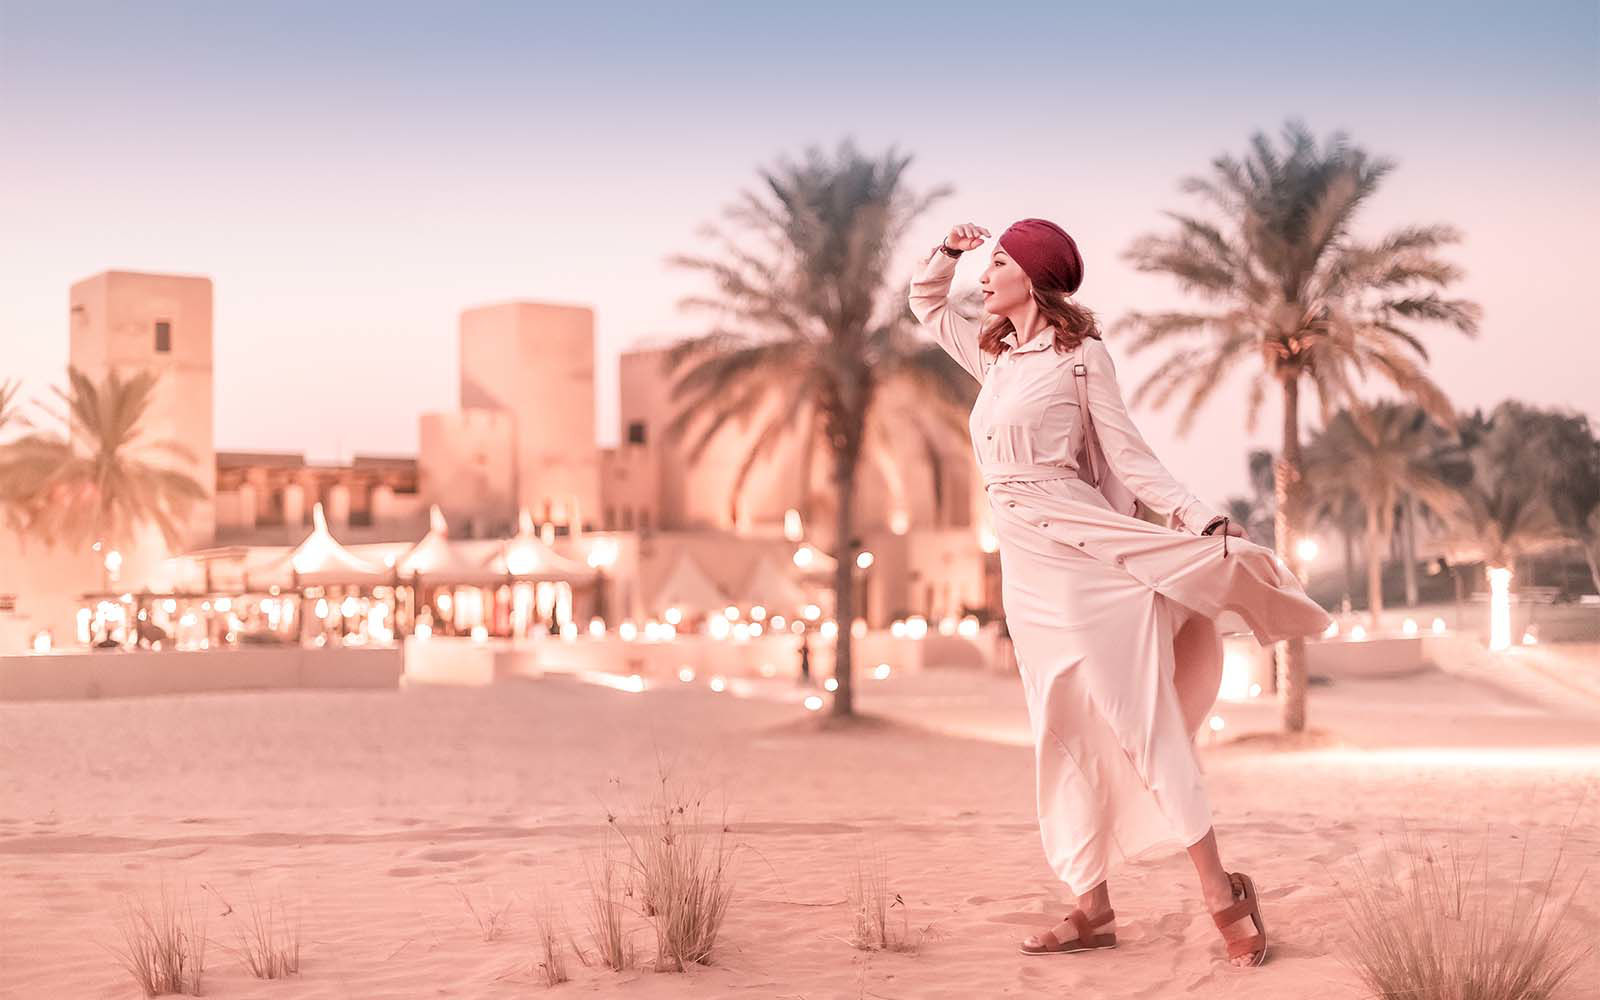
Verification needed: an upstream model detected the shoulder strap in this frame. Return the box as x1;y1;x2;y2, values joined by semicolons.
1071;342;1102;487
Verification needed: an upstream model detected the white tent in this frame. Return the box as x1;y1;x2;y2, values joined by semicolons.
269;504;389;587
488;511;594;584
650;552;729;617
735;554;808;614
395;506;505;586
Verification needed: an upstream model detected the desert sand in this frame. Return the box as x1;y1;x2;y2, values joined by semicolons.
2;654;1598;999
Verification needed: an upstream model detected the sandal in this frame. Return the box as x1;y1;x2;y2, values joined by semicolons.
1211;872;1267;967
1018;907;1117;956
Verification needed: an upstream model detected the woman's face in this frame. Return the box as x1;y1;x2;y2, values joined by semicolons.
980;247;1032;315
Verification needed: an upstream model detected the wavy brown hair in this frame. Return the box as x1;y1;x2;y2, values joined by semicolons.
977;285;1101;356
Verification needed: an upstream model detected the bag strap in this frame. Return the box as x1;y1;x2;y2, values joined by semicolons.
1070;342;1102;487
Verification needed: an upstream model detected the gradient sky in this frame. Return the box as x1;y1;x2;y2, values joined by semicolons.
2;1;1596;506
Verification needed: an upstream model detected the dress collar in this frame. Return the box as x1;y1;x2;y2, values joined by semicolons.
1003;328;1058;355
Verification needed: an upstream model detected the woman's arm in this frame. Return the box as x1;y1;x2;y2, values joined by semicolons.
1081;338;1224;534
908;229;989;383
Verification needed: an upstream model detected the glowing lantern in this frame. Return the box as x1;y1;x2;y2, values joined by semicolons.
1487;566;1513;651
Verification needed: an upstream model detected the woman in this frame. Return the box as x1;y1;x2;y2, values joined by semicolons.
909;220;1333;969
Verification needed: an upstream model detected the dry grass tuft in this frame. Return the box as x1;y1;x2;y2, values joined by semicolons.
109;879;208;997
608;767;738;972
231;881;301;979
1336;823;1592;1000
530;892;571;987
581;838;638;971
846;846;940;954
457;884;515;942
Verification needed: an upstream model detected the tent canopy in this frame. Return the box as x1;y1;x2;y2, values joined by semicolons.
271;504;388;586
735;554;808;613
650;552;729;617
395;506;506;585
487;511;595;584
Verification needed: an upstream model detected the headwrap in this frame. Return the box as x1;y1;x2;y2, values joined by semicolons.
998;218;1084;295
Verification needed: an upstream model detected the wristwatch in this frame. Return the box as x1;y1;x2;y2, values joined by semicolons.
938;242;963;259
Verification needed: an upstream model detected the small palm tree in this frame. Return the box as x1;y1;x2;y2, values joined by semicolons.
0;367;207;554
665;141;971;718
1521;409;1600;595
0;378;28;531
1304;403;1464;628
1438;403;1569;585
1116;119;1480;732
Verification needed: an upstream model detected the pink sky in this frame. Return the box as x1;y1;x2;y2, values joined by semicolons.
2;4;1595;506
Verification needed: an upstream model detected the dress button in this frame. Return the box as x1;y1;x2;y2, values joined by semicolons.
1077;541;1086;547
1115;555;1125;565
1041;521;1049;528
1008;502;1016;508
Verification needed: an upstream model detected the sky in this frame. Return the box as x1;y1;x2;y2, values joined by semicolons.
2;1;1596;506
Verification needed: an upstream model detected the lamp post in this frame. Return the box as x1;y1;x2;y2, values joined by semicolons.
588;538;618;627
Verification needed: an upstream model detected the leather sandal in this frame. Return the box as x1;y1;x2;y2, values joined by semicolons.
1018;907;1117;956
1211;872;1267;967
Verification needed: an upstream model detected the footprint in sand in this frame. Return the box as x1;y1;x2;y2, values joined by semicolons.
988;910;1063;928
387;866;425;878
417;848;479;864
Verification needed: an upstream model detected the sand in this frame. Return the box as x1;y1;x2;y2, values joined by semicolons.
2;658;1598;999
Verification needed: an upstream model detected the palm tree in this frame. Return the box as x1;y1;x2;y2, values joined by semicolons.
1438;403;1569;593
664;141;971;718
0;378;27;531
1116;119;1480;732
1521;409;1600;595
1303;403;1463;628
0;367;207;555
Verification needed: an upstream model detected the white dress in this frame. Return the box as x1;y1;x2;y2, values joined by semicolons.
910;248;1332;893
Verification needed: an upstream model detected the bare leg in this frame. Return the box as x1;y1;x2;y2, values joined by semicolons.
1187;828;1260;967
1019;879;1114;950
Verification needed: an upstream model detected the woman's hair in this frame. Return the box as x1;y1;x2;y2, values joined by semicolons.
978;285;1101;356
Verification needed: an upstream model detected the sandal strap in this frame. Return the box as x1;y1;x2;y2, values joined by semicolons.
1211;897;1254;929
1226;933;1266;960
1036;928;1061;950
1067;909;1091;943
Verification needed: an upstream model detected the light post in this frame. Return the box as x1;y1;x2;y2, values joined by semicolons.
855;548;874;629
587;538;618;627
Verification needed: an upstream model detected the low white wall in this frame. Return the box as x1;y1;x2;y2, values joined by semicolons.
399;637;544;687
0;646;403;702
526;630;972;682
1308;635;1428;678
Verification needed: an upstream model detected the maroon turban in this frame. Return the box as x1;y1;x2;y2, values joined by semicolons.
998;218;1084;294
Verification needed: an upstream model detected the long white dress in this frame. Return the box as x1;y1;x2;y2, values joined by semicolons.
910;248;1332;894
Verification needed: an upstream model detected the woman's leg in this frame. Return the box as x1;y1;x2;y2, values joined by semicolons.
1186;828;1261;967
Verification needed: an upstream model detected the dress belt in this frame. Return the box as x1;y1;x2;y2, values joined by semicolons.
982;462;1081;489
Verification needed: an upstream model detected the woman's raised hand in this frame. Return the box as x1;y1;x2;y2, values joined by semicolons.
944;223;991;252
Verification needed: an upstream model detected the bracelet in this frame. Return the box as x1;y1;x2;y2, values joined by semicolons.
938;242;963;259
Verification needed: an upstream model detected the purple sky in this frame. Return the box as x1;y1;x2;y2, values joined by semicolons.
2;2;1596;505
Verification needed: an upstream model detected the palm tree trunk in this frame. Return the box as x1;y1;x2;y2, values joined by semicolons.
1274;376;1309;733
1366;502;1385;629
1342;518;1356;603
1401;493;1419;607
1584;539;1600;597
830;445;860;718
